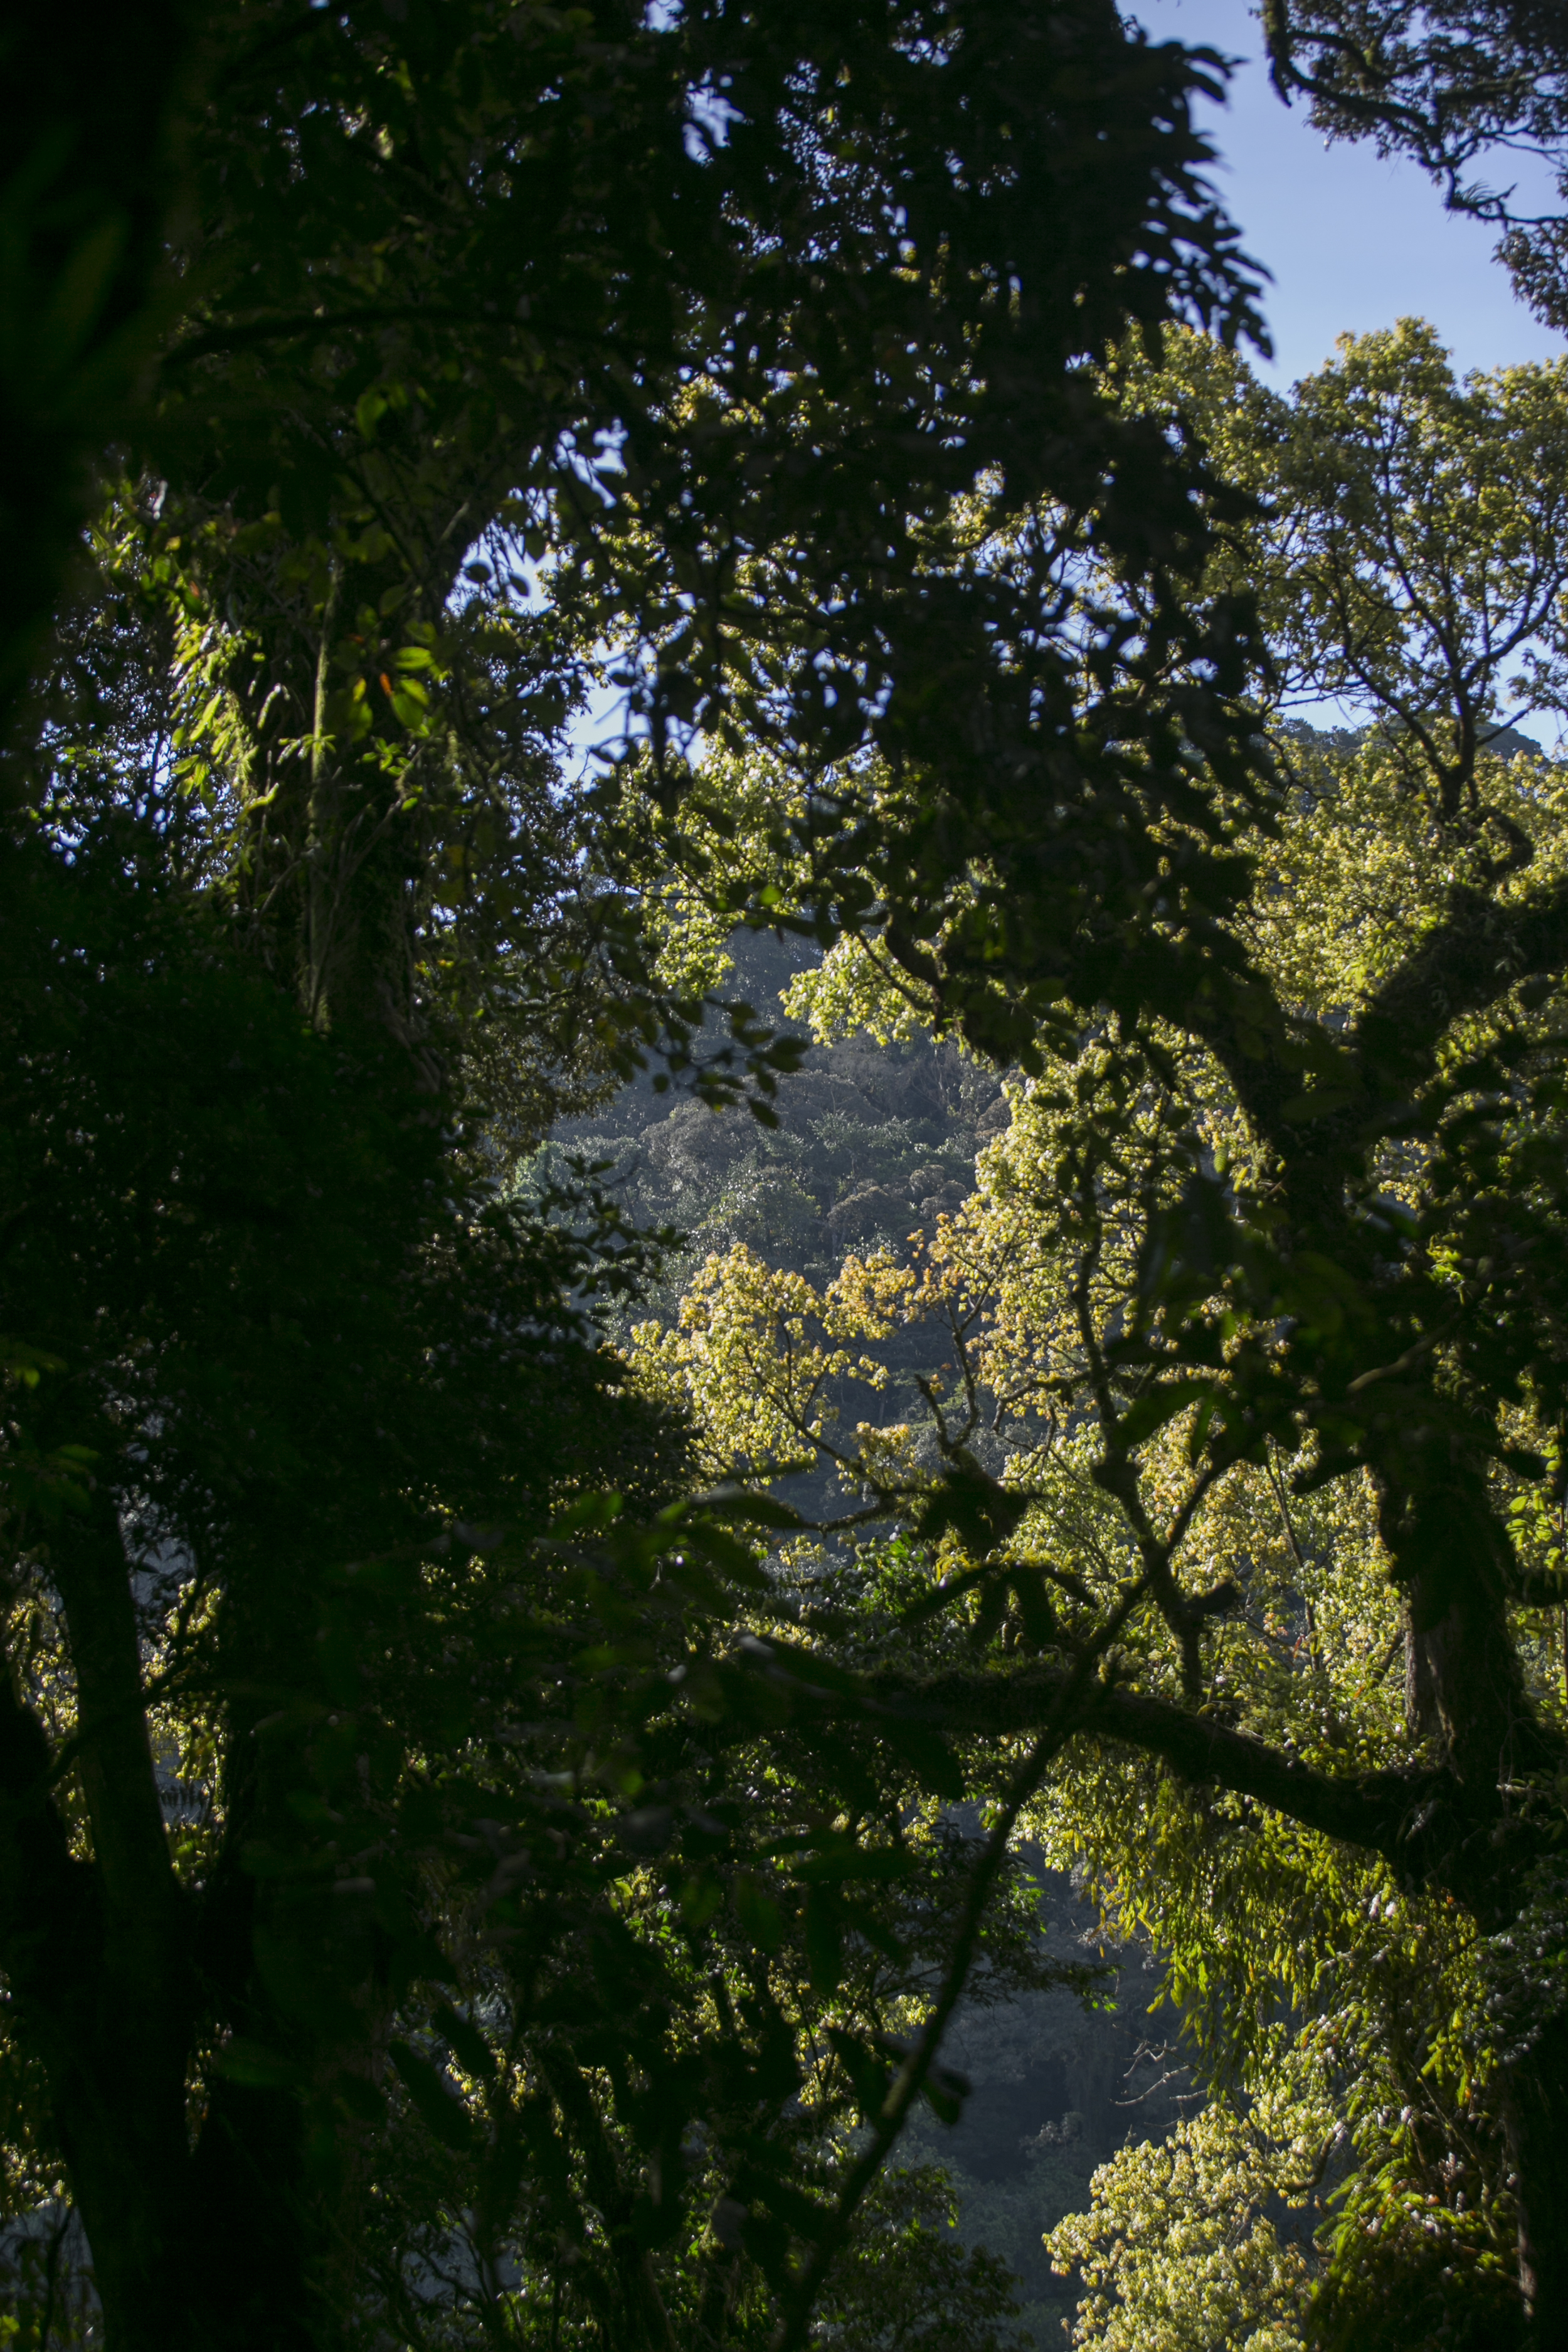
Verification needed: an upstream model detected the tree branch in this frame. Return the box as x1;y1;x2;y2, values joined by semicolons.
869;1658;1512;1903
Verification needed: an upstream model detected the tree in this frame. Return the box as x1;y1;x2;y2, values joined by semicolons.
1046;2087;1322;2352
1260;0;1568;327
633;322;1568;2344
0;4;1272;2346
0;0;191;728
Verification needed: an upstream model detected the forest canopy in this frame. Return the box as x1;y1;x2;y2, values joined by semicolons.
5;5;1568;2351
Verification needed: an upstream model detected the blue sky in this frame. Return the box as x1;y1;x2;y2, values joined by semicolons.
1143;0;1563;383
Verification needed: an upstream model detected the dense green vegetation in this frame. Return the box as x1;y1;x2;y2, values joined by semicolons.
6;4;1568;2349
622;322;1568;2346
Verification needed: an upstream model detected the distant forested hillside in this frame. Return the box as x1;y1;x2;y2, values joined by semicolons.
549;931;1002;1292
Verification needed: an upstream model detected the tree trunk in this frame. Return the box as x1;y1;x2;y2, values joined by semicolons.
186;2079;317;2349
1404;1490;1568;2352
38;1505;196;2349
4;1503;339;2349
1503;2005;1568;2352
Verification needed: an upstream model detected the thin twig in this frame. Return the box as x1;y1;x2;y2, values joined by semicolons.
769;1571;1150;2352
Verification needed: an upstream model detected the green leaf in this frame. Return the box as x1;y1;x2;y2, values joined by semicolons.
388;2040;474;2153
433;2002;498;2083
876;1715;966;1801
213;2039;304;2090
804;1887;845;1992
733;1873;785;1951
1118;1380;1210;1448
